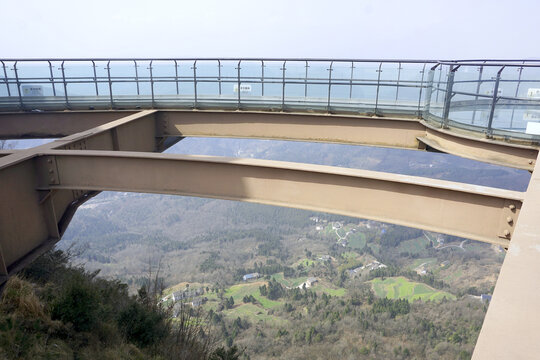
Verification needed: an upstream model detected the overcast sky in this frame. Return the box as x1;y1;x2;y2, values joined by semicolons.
1;0;538;60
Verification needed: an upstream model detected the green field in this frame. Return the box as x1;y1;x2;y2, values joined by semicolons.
397;237;430;254
320;287;347;297
224;282;282;309
347;232;367;249
271;273;308;288
370;276;456;302
294;258;315;268
223;303;287;326
407;257;437;270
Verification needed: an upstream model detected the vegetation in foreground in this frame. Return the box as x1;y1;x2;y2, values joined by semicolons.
0;249;240;360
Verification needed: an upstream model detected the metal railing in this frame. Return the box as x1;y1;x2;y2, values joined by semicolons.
1;58;540;141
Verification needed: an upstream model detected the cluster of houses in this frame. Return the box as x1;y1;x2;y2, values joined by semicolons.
243;272;260;281
348;260;387;276
297;277;318;289
171;287;207;308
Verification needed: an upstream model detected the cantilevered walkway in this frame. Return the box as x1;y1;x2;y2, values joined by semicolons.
1;58;540;359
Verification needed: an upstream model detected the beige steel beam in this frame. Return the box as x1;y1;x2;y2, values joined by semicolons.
472;151;540;359
418;121;538;171
0;110;164;277
34;149;523;248
0;111;137;139
2;109;537;170
156;110;426;149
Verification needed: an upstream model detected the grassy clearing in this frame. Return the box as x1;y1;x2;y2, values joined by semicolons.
319;287;347;297
223;303;287;326
347;232;367;249
271;273;308;288
408;258;437;270
293;258;315;268
370;276;456;302
397;237;430;254
225;282;282;309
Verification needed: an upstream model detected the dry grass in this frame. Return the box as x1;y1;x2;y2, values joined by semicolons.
1;276;46;319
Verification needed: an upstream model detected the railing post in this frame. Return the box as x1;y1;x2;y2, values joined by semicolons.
135;60;140;96
13;62;23;109
217;60;222;96
374;62;382;115
261;60;265;97
1;61;11;97
510;62;524;130
395;62;402;101
193;60;197;109
423;63;439;117
106;61;114;109
173;60;178;95
442;65;458;128
237;60;241;110
61;61;70;109
305;61;309;98
417;63;427;116
486;66;505;138
48;61;56;96
92;60;99;96
327;61;333;112
435;66;443;103
471;63;485;125
281;60;286;111
349;61;354;99
149;60;155;108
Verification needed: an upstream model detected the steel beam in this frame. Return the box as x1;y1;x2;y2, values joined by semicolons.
2;109;537;171
418;121;538;171
0;111;138;139
157;110;426;149
33;150;522;248
0;110;165;279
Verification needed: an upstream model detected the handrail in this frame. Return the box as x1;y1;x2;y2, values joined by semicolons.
1;58;539;143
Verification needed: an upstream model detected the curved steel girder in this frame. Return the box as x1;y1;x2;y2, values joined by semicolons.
1;109;538;170
35;150;522;248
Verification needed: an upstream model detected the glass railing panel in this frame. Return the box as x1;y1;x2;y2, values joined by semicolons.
107;60;144;107
195;60;221;102
395;63;426;113
490;67;540;136
237;60;264;109
150;60;176;99
427;65;449;119
329;61;353;108
350;62;381;113
283;61;306;105
61;61;100;103
259;60;283;100
305;61;330;107
0;61;16;99
376;62;400;111
215;60;240;102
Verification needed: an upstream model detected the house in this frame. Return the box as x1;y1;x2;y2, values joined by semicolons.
243;273;260;281
481;294;492;302
306;277;318;286
172;290;185;302
319;255;330;262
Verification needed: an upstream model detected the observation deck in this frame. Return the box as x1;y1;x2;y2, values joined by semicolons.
1;58;540;359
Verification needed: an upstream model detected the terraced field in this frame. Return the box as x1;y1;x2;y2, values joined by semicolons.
370;276;456;302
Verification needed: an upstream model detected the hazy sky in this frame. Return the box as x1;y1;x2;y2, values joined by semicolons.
1;0;538;59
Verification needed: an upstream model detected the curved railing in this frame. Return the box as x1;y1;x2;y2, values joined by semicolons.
1;58;540;142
